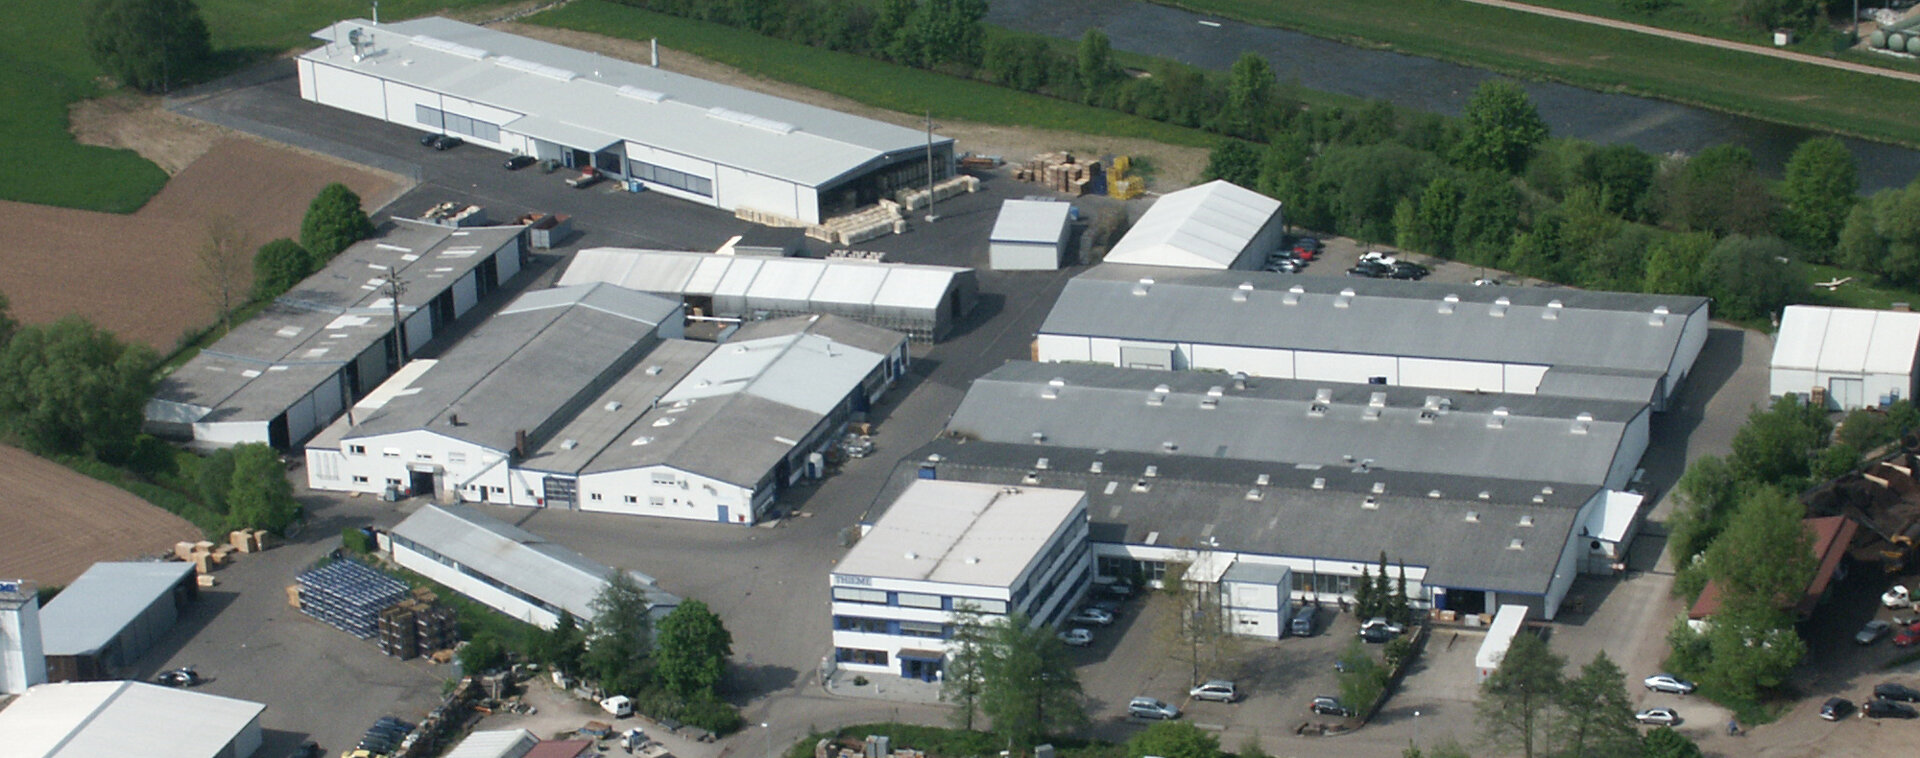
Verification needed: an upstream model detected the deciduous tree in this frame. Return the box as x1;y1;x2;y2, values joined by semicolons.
1641;726;1702;758
942;602;991;730
1203;141;1260;188
1779;137;1857;254
195;214;249;334
1703;486;1815;610
1222;52;1275;139
980;612;1086;750
225;443;298;533
0;317;156;462
1077;29;1119;104
300;183;375;261
586;569;656;695
1336;640;1387;718
1702;235;1796;323
1727;395;1829;487
1126;721;1219;758
1553;652;1641;758
1452;80;1548;175
1476;632;1564;758
252;238;315;301
84;0;211;93
655;600;733;698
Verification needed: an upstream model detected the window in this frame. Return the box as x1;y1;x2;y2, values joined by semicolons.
651;472;678;485
348;445;366;455
898;593;942;610
624;495;639;504
898;620;946;639
955;598;1008;614
416;104;500;142
834;648;888;666
650;496;666;506
590;493;603;501
833;616;888;634
628;159;713;197
416;104;442;128
832;587;887;604
352;476;369;483
448;452;466;464
416;452;433;460
382;448;401;458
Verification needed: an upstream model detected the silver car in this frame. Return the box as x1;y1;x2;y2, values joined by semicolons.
1189;680;1239;703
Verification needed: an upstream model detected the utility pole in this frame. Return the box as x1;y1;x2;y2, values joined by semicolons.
383;268;410;365
923;111;939;223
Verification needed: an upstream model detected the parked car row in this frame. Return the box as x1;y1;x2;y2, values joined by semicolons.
1834;683;1920;720
1347;256;1429;280
354;716;415;756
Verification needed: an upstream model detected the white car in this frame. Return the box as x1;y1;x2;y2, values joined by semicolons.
1885;585;1912;609
1359;251;1397;266
1189;680;1239;703
1068;607;1115;626
1058;628;1094;647
1635;707;1680;726
1361;617;1406;635
1643;674;1696;695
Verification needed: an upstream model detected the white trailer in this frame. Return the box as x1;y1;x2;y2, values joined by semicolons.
1475;604;1532;683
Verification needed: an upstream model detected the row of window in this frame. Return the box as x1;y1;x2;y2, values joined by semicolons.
629;159;713;197
416;105;501;143
833;616;948;639
344;444;467;466
829;586;1009;615
391;534;561;616
835;647;888;666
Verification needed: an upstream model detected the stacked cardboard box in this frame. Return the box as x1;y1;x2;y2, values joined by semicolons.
1014;153;1102;196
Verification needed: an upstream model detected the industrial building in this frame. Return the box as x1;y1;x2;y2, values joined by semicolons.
832;480;1090;681
148;221;526;449
1036;265;1710;410
1770;304;1920;410
1;580;46;694
0;680;265;758
949;362;1652;490
388;504;679;630
298;17;953;224
444;729;539;758
892;437;1629;622
988;199;1074;271
1101;180;1284;270
558;247;978;342
38;562;196;682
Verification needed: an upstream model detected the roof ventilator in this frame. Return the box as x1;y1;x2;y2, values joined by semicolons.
1335;288;1356;309
1362;496;1380;510
1518;515;1535;527
1543;300;1563;320
1428;489;1443;498
1232;282;1254;303
1031;431;1046;443
1571;412;1593;435
1256;474;1271;486
1284;285;1305;305
1311;477;1327;490
1508;539;1524;551
1132;479;1151;493
1036;457;1050;470
1439;294;1459;315
1541;485;1554;495
1371;481;1387;494
1478;490;1492;500
1487;407;1509;429
1144;465;1159;478
1161;441;1178;452
1490;297;1511;318
1132;278;1154;296
1090;461;1103;474
1022;470;1040;485
1650;305;1670;326
1245;488;1264;501
1233;372;1249;390
1465;511;1479;522
1532;494;1547;504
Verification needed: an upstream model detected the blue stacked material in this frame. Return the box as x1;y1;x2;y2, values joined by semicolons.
297;559;410;639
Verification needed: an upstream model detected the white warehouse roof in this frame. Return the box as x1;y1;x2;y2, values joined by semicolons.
990;200;1072;244
444;729;539;758
1104;180;1280;269
304;18;950;188
838;480;1086;588
1772;305;1920;377
39;562;193;657
0;681;264;758
560;248;971;318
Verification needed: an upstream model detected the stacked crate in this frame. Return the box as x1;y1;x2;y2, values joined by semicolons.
377;594;459;659
1014;153;1102;196
296;559;410;640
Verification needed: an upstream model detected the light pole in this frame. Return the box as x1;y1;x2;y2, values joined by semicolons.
761;721;772;758
1413;710;1421;749
923;111;939;223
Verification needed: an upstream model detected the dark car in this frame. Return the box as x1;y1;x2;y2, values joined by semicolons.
503;154;538;170
1865;699;1919;719
154;667;201;688
1820;697;1854;721
1389;262;1430;280
1346;262;1388;279
287;741;322;758
1874;682;1920;702
420;133;463;150
1100;580;1135;599
1309;696;1352;717
357;734;399;753
1359;625;1395;643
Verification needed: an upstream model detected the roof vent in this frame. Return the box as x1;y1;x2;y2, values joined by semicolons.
630;436;654;446
652;417;677;427
706;106;796;134
1022;470;1040;485
1308;402;1329;418
1200;397;1219;410
1518;515;1535;527
1036;457;1050;470
1428;489;1443;498
1031;431;1046;443
1362;407;1381;421
1543;299;1563;320
1369;391;1388;408
1417;410;1437;423
1144;465;1159;478
1487;407;1509;429
1315;388;1334;403
1335;288;1356;308
1490;297;1510;318
604;401;623;412
1477;490;1492;500
1283;285;1305;305
1439;293;1459;315
1541;485;1554;495
1256;474;1271;486
560;438;578;450
1363;496;1379;510
1423;395;1451;412
1245;488;1264;501
1371;481;1387;494
1040;387;1059;400
1465;510;1479;522
1571;412;1593;435
1232;282;1253;303
1311;477;1327;490
1650;305;1669;327
1049;377;1067;388
1531;494;1547;504
905;551;919;560
617;84;668;103
1207;386;1225;398
964;556;980;565
1508;539;1524;551
1132;278;1155;296
1090;461;1103;474
645;365;663;375
1132;479;1151;493
1233;372;1248;390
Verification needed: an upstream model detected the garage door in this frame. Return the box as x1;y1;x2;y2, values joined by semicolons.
1829;377;1865;409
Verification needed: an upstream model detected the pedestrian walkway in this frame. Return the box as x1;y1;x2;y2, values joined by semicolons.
1460;0;1920;85
823;669;946;705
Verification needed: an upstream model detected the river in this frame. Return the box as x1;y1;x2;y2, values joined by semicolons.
986;0;1920;192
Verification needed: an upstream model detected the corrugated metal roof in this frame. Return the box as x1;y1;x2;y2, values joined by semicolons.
838;480;1087;587
444;729;539;758
1772;305;1920;377
39;562;194;657
390;505;677;619
0;681;264;758
1104;181;1280;269
990;200;1072;244
558;248;970;316
305;18;950;188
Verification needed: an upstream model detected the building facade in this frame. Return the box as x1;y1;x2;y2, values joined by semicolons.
1770;304;1920;410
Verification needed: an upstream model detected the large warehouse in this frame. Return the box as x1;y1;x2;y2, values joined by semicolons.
39;562;196;682
949;362;1652;490
148;221;526;449
299;17;953;223
558;247;978;342
0;680;264;758
1036;265;1710;410
1101;180;1284;270
1770;304;1920;409
388;504;678;630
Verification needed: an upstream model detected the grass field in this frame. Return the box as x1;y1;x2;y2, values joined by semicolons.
1149;0;1920;148
0;0;494;213
527;0;1222;149
1803;263;1918;310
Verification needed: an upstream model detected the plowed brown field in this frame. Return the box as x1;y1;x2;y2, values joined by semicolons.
0;444;204;587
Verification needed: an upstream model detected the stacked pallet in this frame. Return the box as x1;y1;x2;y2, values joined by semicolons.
174;540;236;574
895;175;981;211
377;596;458;660
297;559;410;640
1014;153;1102;196
820;200;905;245
227;529;269;553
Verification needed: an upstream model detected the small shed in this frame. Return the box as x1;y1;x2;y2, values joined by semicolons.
39;562;197;682
1217;560;1295;641
1770;304;1920;409
989;200;1074;271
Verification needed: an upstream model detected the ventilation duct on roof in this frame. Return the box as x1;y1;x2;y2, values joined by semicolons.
1246;488;1264;501
1571;412;1593;435
1132;278;1154;296
1256;474;1270;486
1518;515;1535;527
1371;481;1387;494
1650;305;1670;326
1040;387;1058;400
1487;407;1509;429
1284;285;1305;305
1312;477;1327;490
1035;457;1050;470
411;35;489;60
1144;465;1159;478
494;55;577;81
1490;297;1511;318
1369;392;1388;408
1508;539;1524;551
1232;282;1253;303
1465;510;1480;522
1428;490;1443;498
1543;299;1563;320
1090;461;1103;474
1049;377;1066;388
1478;490;1492;500
1031;431;1046;443
1439;293;1459;315
1132;479;1151;493
617;85;668;103
1541;485;1554;495
1022;470;1040;485
706;107;796;134
1362;496;1379;510
1335;288;1356;308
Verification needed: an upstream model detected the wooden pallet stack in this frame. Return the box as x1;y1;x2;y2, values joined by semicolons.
377;594;458;660
1015;153;1102;196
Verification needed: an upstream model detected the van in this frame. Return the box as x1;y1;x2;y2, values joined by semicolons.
1291;606;1315;637
601;695;634;717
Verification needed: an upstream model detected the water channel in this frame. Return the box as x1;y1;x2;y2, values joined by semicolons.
987;0;1920;192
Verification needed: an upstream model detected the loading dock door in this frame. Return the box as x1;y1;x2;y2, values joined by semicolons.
543;476;577;510
1120;345;1174;371
1829;377;1865;409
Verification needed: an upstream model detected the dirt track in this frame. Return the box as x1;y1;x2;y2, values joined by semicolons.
0;444;204;587
0;138;399;351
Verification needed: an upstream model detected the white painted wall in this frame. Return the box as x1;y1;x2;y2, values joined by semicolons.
1606;408;1652;490
194;420;271;449
231;717;264;758
452;274;479;315
1665;306;1712;407
306;63;387;120
1091;543;1427;606
575;466;756;525
1035;334;1094;363
0;590;46;693
990;242;1063;271
383;81;442;133
1187;343;1296;377
1295;350;1400;384
1542;491;1608;621
1399;356;1505;392
716;165;803;221
297;60;317;100
393;540;561;629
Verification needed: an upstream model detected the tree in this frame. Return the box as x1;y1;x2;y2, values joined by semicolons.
1669;455;1742;565
1835;179;1920;287
943;602;991;730
1641;726;1702;758
1701;235;1796;323
196;214;250;334
459;632;507;673
300;183;375;261
1077;29;1119;104
225;443;299;533
1699;594;1805;707
1354;566;1377;622
1127;721;1219;758
586;569;656;695
980;612;1087;750
1703;487;1815;610
1222;52;1275;139
1406;175;1462;257
0;292;16;349
1336;640;1387;717
1641;231;1713;296
1160;560;1234;689
1553;652;1641;758
1392;563;1412;625
1660;145;1774;237
83;0;211;93
1577;144;1657;221
1312;142;1440;243
655;599;732;698
1453;80;1548;175
252;238;315;301
1203;141;1261;188
1452;171;1521;265
1779;137;1857;254
1476;632;1564;758
0;317;156;462
534;610;588;678
1727;395;1829;487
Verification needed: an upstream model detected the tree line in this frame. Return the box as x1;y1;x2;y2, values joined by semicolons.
1475;634;1702;758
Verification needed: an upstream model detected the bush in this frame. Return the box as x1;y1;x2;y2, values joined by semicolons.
631;686;746;736
826;723;1005;758
341;526;373;554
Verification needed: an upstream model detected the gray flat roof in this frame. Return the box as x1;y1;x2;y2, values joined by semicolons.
340;283;681;452
990;200;1072;244
306;18;951;188
391;504;677;619
1221;561;1293;586
1042;264;1708;377
883;438;1596;596
520;339;715;474
39;562;194;657
154;222;523;422
949;362;1645;487
1;681;266;758
837;480;1087;588
558;248;972;318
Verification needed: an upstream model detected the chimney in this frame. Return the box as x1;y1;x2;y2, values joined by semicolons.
449;413;461;427
514;429;528;457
